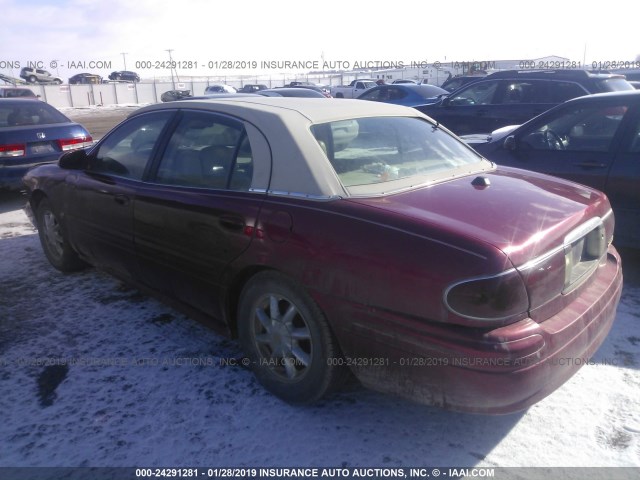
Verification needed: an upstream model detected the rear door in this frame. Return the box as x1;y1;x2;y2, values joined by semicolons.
488;80;581;129
432;79;502;134
604;102;640;245
134;110;270;321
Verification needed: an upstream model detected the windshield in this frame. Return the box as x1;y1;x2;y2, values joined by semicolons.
310;116;488;193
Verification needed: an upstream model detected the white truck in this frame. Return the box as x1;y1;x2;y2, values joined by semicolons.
330;79;377;98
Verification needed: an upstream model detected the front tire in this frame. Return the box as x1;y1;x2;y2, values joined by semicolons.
238;272;345;404
35;198;87;272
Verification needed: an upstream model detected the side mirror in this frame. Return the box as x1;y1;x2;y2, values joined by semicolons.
441;96;451;106
59;149;89;170
503;135;517;151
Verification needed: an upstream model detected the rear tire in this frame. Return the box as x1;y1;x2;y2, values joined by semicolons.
238;271;346;404
35;198;87;272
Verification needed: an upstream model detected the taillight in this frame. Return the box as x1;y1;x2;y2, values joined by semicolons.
444;269;529;323
57;136;93;151
0;143;26;157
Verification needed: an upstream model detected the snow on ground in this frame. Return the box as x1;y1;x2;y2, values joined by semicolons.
0;202;639;469
57;104;148;116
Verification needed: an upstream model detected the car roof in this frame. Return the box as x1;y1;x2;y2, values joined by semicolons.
563;89;640;103
260;88;325;98
137;97;416;123
385;84;447;92
486;69;625;80
0;97;46;105
0;87;34;92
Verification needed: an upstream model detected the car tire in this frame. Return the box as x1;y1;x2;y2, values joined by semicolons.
35;198;87;272
335;93;344;98
238;271;347;404
28;75;37;83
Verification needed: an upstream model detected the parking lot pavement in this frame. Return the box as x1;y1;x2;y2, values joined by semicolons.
61;105;142;141
0;193;639;469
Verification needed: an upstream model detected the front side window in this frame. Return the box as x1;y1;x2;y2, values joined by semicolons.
359;88;386;101
626;114;640;153
310;116;487;192
89;112;173;180
521;104;628;152
449;81;499;106
154;111;253;191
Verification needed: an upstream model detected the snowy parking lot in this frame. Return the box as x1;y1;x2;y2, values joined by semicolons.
0;190;639;471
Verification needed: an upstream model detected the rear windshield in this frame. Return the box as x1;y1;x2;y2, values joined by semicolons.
310;116;488;193
1;89;36;98
597;78;635;92
0;101;69;127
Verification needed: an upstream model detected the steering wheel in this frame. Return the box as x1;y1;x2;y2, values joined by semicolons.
544;130;565;150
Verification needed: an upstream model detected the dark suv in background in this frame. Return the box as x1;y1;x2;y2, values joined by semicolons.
416;69;634;134
108;71;141;82
439;74;487;92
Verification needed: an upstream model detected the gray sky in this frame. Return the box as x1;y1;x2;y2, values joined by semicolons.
1;0;638;79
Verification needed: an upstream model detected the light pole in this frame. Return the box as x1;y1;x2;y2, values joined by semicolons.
121;52;128;71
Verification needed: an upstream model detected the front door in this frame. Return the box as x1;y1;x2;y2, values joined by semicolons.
65;111;174;278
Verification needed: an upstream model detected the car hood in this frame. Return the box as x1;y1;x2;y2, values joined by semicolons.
461;125;520;146
347;167;611;267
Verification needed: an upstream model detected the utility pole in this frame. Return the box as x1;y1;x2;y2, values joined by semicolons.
165;49;176;89
121;52;128;70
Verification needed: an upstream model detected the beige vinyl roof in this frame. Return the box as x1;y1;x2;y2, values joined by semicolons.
134;98;477;199
140;96;422;123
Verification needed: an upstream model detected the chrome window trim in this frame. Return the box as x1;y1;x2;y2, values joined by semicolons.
266;189;342;201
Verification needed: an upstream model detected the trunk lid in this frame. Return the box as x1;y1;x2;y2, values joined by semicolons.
348;167;612;268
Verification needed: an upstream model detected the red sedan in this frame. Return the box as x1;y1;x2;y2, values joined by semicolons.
23;98;622;413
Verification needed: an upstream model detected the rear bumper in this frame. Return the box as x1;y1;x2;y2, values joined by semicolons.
327;246;623;414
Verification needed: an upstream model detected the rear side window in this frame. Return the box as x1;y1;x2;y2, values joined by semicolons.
596;78;635;92
547;82;587;102
1;89;36;98
154;111;253;191
89;112;173;180
499;80;588;104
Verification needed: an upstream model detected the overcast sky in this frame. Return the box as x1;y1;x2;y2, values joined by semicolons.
1;0;639;80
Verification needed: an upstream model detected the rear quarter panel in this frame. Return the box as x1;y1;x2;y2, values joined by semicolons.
225;196;511;343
